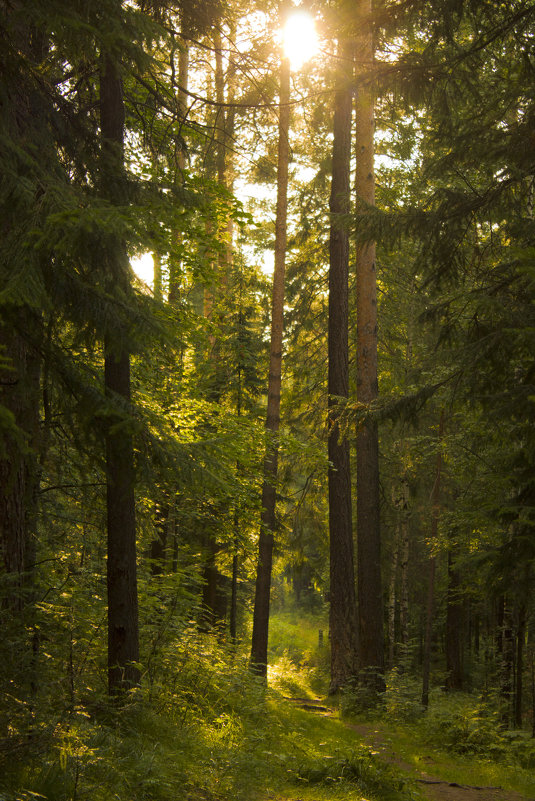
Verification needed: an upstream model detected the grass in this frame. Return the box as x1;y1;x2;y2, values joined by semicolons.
363;712;535;799
3;608;535;801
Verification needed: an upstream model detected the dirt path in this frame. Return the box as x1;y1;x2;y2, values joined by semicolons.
349;722;531;801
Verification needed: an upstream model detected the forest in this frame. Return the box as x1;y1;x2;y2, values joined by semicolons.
1;0;535;800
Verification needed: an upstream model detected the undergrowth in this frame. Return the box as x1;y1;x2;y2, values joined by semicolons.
4;607;535;801
0;623;414;801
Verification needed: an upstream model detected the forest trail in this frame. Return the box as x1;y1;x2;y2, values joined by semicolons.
348;721;531;801
284;700;532;801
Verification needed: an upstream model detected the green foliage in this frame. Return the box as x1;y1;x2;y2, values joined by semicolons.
382;669;426;723
295;747;415;801
267;607;330;697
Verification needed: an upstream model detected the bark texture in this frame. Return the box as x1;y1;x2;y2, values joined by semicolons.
422;413;443;708
0;324;40;611
0;10;42;615
445;541;464;690
355;0;384;691
250;56;290;677
328;38;358;692
100;53;140;693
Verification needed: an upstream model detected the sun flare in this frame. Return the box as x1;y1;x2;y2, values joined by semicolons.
283;9;318;70
131;252;154;287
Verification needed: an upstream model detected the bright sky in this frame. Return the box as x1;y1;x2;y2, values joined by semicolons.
131;7;318;286
131;252;154;287
283;9;318;70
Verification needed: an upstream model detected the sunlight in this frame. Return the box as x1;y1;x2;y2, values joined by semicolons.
131;252;154;288
282;8;318;70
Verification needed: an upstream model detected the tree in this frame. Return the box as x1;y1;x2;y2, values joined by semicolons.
354;0;384;691
99;32;140;694
327;33;359;692
250;50;291;677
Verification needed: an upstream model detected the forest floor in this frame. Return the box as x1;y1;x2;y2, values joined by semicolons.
269;698;534;801
348;720;530;801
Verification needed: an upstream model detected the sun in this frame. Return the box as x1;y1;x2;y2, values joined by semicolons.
283;9;318;70
131;252;154;287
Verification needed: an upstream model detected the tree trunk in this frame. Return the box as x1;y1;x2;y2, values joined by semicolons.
421;555;436;709
250;55;290;678
515;600;526;728
168;37;188;306
149;503;169;576
0;7;43;625
399;481;410;656
328;37;358;692
100;52;140;694
0;325;40;613
355;0;384;693
387;534;399;669
422;412;444;708
445;540;463;690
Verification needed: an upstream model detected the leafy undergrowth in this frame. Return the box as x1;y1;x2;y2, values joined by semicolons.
267;605;330;699
340;671;535;800
4;613;535;801
0;627;412;801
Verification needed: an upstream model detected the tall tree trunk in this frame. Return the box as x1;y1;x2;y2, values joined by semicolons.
0;325;40;613
515;600;527;728
387;533;399;669
421;556;436;710
0;14;43;700
169;37;188;306
355;0;384;692
422;411;444;708
250;55;290;678
328;38;358;692
100;52;140;694
445;537;463;690
399;479;410;656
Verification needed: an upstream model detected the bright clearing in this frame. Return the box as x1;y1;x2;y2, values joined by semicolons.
283;9;318;70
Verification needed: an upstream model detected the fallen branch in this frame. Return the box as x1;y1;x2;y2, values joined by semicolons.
417;779;502;791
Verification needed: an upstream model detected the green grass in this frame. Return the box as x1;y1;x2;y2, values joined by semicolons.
4;609;535;801
267;607;330;698
351;717;535;799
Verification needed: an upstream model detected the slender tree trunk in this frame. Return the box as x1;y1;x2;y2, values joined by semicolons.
445;538;463;690
387;533;399;669
355;0;384;692
149;503;168;576
496;597;514;724
200;533;220;630
399;481;410;655
169;38;188;306
100;52;140;694
515;601;527;727
421;556;436;709
250;55;290;678
230;544;239;643
422;412;444;708
328;38;358;692
153;252;163;301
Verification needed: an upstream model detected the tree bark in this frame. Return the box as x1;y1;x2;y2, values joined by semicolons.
168;37;188;306
355;0;384;692
422;412;444;708
515;600;526;727
399;479;410;655
328;38;359;692
100;52;140;694
250;55;290;678
0;10;42;621
387;534;399;669
0;324;40;612
445;539;463;690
